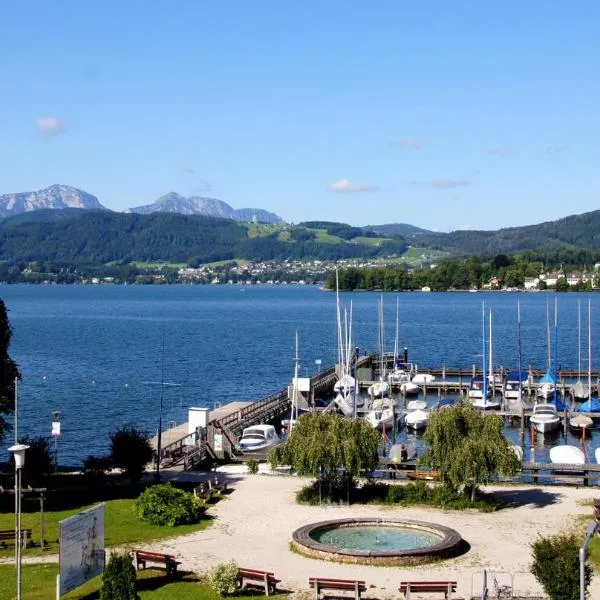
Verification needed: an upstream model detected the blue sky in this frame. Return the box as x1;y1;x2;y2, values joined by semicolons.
1;1;599;231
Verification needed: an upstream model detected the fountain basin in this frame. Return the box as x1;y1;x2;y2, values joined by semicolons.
292;518;464;565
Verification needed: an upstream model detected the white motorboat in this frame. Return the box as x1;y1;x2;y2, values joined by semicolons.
471;395;502;410
405;408;429;430
238;424;280;453
504;371;528;400
333;390;355;417
406;399;427;411
400;381;419;396
595;448;600;465
412;373;435;384
549;444;586;466
569;413;593;433
365;398;395;429
368;381;389;398
334;372;355;393
530;403;561;433
468;376;489;400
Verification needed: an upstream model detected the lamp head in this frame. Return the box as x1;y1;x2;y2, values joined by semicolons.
8;444;29;469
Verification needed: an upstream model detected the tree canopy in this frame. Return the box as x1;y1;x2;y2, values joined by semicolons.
0;299;20;444
268;412;380;480
419;401;521;501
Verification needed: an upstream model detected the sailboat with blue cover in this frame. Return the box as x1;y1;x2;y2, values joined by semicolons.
578;299;600;415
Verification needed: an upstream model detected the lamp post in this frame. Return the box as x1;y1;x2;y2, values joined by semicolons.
579;521;597;600
9;443;29;600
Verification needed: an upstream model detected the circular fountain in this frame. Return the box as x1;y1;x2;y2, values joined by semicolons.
292;518;463;565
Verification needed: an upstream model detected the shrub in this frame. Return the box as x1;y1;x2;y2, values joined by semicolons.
208;560;239;596
531;531;590;600
135;482;204;526
16;436;53;483
246;459;259;474
83;455;112;486
100;550;137;600
110;424;153;483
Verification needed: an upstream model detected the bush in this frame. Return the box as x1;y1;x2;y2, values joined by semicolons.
83;455;112;487
208;560;239;596
531;531;590;600
246;459;259;474
100;550;137;600
110;424;153;483
16;436;53;483
135;482;204;526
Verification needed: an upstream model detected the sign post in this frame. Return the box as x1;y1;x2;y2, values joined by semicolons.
58;503;105;597
51;411;61;472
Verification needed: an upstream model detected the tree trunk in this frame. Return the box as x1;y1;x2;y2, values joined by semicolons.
470;480;476;503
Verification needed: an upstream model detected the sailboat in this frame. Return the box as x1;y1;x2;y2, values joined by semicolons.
570;301;594;432
577;299;600;416
282;331;310;432
504;299;532;412
367;296;389;398
537;299;557;400
471;304;501;410
390;298;419;395
332;271;356;416
570;300;589;401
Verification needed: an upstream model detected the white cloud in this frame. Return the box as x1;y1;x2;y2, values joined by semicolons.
488;146;511;158
430;178;471;189
35;116;64;138
390;138;426;150
328;179;378;193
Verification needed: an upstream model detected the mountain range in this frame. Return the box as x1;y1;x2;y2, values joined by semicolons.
0;185;284;224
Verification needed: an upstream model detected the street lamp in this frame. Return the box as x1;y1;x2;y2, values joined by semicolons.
9;443;29;600
579;521;598;600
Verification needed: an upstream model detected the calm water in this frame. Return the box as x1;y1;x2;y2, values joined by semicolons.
1;284;600;465
312;525;439;551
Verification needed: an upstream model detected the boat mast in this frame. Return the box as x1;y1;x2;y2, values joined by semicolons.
588;299;592;404
291;330;300;431
393;297;399;368
517;298;523;402
546;298;551;370
489;309;493;387
578;299;582;383
553;297;558;405
482;301;488;404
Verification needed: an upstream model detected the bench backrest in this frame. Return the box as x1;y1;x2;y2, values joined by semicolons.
136;551;175;561
309;578;366;588
399;581;456;591
239;569;275;578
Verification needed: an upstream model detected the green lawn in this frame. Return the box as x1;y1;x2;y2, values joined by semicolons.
0;565;277;600
0;499;212;559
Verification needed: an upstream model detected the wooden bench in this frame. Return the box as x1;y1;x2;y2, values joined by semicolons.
309;577;366;600
399;580;457;600
0;529;32;549
134;549;181;577
236;567;280;596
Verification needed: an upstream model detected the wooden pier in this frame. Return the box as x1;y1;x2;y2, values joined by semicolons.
151;351;600;473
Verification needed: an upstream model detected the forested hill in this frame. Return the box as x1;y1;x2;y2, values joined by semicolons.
0;210;407;264
418;209;600;255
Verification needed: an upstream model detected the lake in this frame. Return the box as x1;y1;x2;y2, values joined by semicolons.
1;284;599;466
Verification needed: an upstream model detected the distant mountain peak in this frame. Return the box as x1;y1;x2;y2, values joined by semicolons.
126;193;283;223
0;185;106;218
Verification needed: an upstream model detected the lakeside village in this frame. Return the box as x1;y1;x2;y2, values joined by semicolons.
13;254;600;290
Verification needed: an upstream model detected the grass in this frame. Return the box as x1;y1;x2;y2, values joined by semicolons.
0;498;212;559
0;565;281;600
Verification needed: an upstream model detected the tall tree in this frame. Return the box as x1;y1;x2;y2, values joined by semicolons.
269;412;380;483
419;400;521;502
0;299;20;444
